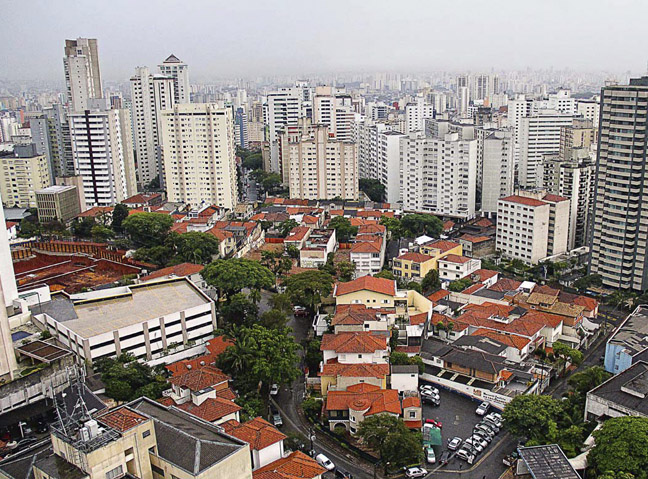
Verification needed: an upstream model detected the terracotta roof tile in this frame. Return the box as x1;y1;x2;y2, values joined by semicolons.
144;262;203;280
409;312;428;326
351;239;382;253
439;254;471;264
489;278;521;292
462;283;485;294
221;417;286;450
427;289;450;302
335;276;396;297
402;396;421;408
253;451;327;479
542;193;569;203
460;234;491;244
320;332;387;353
427;240;461;253
499;195;546;207
357;224;386;235
285;226;310;242
319;360;389;378
443;220;455;231
169;365;230;391
395;345;421;353
397;252;434;263
331;304;379;326
176;396;241;422
97;407;148;432
326;384;401;416
471;328;531;351
474;218;494;228
470;269;498;282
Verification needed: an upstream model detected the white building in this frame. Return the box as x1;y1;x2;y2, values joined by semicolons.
518;112;575;188
69;101;136;207
312;86;356;142
161;103;238;210
0;191;18;380
33;279;217;364
577;97;600;131
0;144;52;208
286;123;358;200
130;66;176;187
478;129;514;216
379;130;406;204
401;131;477;219
405;96;435;133
438;255;482;283
496;191;570;264
63;38;103;112
357;120;391;180
158;54;190;104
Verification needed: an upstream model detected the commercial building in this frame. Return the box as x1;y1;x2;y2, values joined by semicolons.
518;112;574;188
559;118;595;160
158;54;190;104
589;77;648;290
33;278;217;364
35;185;81;223
130;66;176;186
400;131;477;218
161;103;238;210
496;191;570;264
69;102;136;207
0;143;52;208
286;123;358;200
63;38;103;112
604;305;648;374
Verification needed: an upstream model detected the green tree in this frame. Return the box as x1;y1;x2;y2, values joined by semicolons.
71;217;96;238
407;281;422;293
122;212;174;248
337;261;356;282
271;293;293;313
286;244;300;259
278;219;299;237
260;309;289;329
329;216;358;242
220;293;259;327
18;216;41;238
91;224;114;242
303;339;322;372
448;278;472;292
235;393;265;422
111;203;129;233
283;270;334;312
202;258;275;301
379;216;403;239
172;231;220;264
218;325;301;391
242;152;263;171
359;178;386;202
502;394;564;442
553;342;584;376
421;269;440;293
133;245;175;267
400;213;443;238
599;472;636;479
302;397;323;421
96;354;163;402
567;366;611;395
356;415;423;470
375;269;395;280
590;417;648;479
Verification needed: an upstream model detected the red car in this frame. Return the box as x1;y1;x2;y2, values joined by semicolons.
425;418;443;429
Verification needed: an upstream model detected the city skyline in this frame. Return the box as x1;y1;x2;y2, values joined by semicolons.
2;0;648;82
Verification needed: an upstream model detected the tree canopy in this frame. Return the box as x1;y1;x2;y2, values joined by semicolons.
375;269;395;280
278;219;299;238
94;354;168;402
111;203;129;233
590;417;648;479
171;231;220;265
359;178;386;202
400;213;443;238
282;270;334;311
421;269;441;293
329;216;358;242
122;212;174;248
356;415;423;470
202;258;275;300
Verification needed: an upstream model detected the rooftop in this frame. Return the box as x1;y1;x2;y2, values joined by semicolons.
397;252;434;263
320;332;388;353
334;276;396;297
142;262;203;281
499;195;547;207
326;384;401;415
35;185;76;194
221;417;286;451
439;254;471;264
169;365;230;391
588;361;648;416
39;279;210;338
253;450;327;479
517;444;581;479
97;406;148;432
607;305;648;357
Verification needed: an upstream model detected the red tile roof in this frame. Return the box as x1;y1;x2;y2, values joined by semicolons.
499;195;546;207
350;218;378;226
144;262;203;281
285;226;310;242
358;224;386;235
97;407;148;432
489;278;521;292
171;222;189;234
443;220;455;231
253;451;327;479
395;345;421;354
470;269;498;282
542;193;569;203
439;254;471;264
351;239;382;253
221;417;286;450
302;215;319;225
397;252;434;263
326;384;401;416
409;312;428;326
169;365;230;391
404;420;423;429
474;218;494;228
462;283;485;295
402;396;421;408
122;193;162;205
5;221;17;229
77;206;113;218
427;240;461;253
460;234;491;244
331;304;379;326
176;397;241;422
427;289;450;302
335;276;396;297
319;360;389;378
320;332;387;353
471;328;531;351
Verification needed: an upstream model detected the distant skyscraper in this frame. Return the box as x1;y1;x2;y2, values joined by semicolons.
130;66;176;187
589;77;648;290
158;55;190;104
161;104;238;209
478;128;515;216
405;96;435;133
63;38;103;111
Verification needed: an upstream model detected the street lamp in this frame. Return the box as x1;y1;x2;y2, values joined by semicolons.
18;421;26;438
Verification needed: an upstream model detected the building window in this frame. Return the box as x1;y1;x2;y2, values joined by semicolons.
409;411;416;418
151;464;165;477
106;466;123;479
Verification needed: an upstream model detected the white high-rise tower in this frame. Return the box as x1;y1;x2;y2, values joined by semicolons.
0;190;18;380
158;55;190;104
63;38;103;111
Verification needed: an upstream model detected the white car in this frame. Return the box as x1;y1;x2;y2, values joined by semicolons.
447;436;462;451
485;413;503;427
476;401;490;416
471;434;488;449
270;384;279;396
315;453;335;471
405;466;428;478
464;437;484;454
419;384;439;395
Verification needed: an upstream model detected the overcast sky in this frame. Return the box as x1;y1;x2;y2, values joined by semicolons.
1;0;647;82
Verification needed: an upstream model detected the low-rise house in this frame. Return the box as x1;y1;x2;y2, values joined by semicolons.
140;262;205;288
222;417;287;470
5;220;17;240
253;451;326;479
418;239;463;266
390;364;419;394
334;276;397;309
438;254;482;283
122;192;164;209
459;234;495;258
350;236;385;278
393;252;435;282
330;304;391;333
206;226;238;257
300;229;337;268
320;332;389;365
319;360;389;395
585;360;648;421
284;226;312;250
402;396;423;429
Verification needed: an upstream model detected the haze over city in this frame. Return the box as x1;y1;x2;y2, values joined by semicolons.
2;0;648;81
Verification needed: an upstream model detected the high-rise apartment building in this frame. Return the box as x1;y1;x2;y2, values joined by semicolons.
266;85;309;174
130;66;176;186
0;144;51;208
161;104;238;209
69;101;136;207
158;54;190;104
0;191;18;381
589;77;648;290
400;131;477;218
559;118;595;160
63;38;103;111
285;122;358;200
234;107;249;148
478;129;515;216
405;96;435;133
577;97;600;132
378;130;406;204
312;86;356;142
518;112;575;188
357;120;390;180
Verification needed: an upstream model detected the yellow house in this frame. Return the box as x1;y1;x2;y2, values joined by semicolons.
334;276;397;308
394;240;463;280
319;362;389;396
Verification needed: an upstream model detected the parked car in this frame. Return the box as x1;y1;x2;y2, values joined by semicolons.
424;418;443;429
422;394;440;406
476;401;490;416
419;384;439;396
456;447;475;464
464;437;484;454
447;436;462;451
472;429;492;444
473;425;494;441
335;468;353;478
293;306;309;317
270;407;283;427
404;466;428;478
439;450;451;466
485;413;503;428
471;434;488;450
270;384;279;396
315;453;335;471
482;418;500;433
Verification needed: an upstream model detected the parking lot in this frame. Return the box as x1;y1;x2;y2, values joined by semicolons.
420;380;507;476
